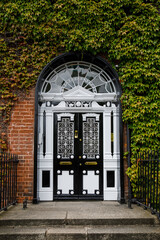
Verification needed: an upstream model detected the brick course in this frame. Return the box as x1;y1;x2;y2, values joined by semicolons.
8;87;35;202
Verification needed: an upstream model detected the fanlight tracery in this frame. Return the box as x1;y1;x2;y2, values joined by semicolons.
41;62;116;94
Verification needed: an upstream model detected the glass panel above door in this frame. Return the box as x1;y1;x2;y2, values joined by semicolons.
41;62;116;94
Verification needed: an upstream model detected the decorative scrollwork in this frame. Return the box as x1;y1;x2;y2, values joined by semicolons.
66;101;91;108
57;117;74;158
83;117;99;159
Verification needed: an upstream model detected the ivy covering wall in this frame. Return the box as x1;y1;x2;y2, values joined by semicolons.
0;0;160;192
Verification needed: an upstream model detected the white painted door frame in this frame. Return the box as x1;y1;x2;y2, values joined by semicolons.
37;100;120;201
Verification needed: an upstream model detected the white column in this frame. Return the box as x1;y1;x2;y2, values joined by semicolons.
37;111;43;157
103;105;120;201
103;110;112;159
37;106;53;201
113;107;120;158
45;111;53;156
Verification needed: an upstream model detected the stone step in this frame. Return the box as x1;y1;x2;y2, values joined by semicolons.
0;225;160;240
0;216;156;226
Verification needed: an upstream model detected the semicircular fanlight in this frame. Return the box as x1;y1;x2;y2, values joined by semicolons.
41;62;116;94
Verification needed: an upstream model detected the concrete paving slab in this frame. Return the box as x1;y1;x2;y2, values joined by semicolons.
91;225;160;233
0;210;66;220
0;201;158;226
0;225;160;233
0;225;160;240
0;201;159;240
0;226;46;240
47;227;86;234
87;225;160;240
0;226;46;234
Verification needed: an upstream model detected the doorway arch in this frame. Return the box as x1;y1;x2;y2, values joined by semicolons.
33;52;124;202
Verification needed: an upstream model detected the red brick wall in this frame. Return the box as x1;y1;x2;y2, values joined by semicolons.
8;88;35;202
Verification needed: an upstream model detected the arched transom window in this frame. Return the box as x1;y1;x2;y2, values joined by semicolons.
41;61;116;94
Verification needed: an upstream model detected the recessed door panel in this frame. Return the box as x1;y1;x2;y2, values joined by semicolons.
54;113;103;200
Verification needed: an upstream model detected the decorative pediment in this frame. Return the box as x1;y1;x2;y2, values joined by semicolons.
63;86;94;97
57;113;75;121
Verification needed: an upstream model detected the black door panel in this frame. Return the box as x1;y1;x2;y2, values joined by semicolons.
54;113;103;200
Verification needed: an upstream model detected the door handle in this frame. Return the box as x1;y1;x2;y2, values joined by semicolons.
85;161;98;165
59;161;72;165
75;130;78;138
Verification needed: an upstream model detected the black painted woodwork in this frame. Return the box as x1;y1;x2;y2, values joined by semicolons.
42;170;50;188
53;113;103;200
107;171;115;188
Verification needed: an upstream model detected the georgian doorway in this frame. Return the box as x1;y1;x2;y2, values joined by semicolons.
34;52;123;202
